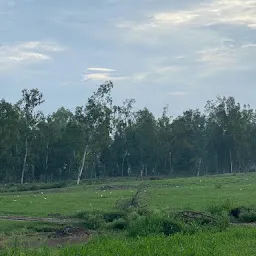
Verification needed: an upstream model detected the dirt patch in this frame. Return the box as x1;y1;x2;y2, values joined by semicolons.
2;226;90;249
0;215;80;224
99;184;140;191
46;226;90;247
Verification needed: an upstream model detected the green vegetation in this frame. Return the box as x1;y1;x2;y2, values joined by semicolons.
0;173;255;217
1;83;256;186
1;227;256;256
0;173;255;254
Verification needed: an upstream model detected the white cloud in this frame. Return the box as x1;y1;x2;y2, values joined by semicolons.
241;43;256;48
87;68;116;72
197;47;236;67
197;40;256;73
20;41;65;52
0;41;64;71
168;91;189;96
131;65;183;83
118;0;256;37
83;67;128;81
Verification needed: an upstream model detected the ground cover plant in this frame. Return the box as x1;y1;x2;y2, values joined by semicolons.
0;173;255;254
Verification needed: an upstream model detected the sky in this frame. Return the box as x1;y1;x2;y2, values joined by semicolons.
0;0;256;117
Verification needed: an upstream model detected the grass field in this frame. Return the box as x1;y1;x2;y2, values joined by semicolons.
0;173;256;255
0;173;255;217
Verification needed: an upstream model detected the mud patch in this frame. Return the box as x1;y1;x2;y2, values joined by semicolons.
3;226;90;249
99;184;139;191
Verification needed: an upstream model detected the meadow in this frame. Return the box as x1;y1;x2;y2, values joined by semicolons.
0;173;255;255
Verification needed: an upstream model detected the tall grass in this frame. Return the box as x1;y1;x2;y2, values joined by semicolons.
1;227;255;256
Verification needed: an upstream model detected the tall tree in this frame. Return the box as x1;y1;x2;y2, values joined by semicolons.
17;89;44;184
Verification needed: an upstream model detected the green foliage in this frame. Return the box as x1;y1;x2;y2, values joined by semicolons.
1;227;256;255
238;208;256;223
207;199;235;216
215;183;223;189
127;213;183;237
73;211;105;230
2;85;256;183
106;218;129;230
0;182;67;193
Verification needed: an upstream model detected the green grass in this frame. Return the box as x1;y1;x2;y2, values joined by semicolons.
0;220;65;234
0;173;255;217
1;227;256;255
0;173;255;254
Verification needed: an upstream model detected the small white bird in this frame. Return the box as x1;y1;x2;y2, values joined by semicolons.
44;197;47;200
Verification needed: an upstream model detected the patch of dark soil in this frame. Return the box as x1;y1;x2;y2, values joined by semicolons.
52;226;87;237
6;227;90;249
0;215;81;224
47;226;90;247
178;211;217;224
99;184;137;191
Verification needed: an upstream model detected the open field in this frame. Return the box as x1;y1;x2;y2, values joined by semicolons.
0;173;256;255
0;173;256;217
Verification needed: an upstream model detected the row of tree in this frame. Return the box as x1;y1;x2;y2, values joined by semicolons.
1;81;256;184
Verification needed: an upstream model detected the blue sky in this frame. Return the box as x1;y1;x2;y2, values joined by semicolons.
0;0;256;117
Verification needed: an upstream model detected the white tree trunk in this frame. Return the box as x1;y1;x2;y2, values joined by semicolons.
140;164;144;178
230;150;233;173
77;146;88;185
45;142;49;182
197;157;202;176
21;138;28;185
121;150;128;177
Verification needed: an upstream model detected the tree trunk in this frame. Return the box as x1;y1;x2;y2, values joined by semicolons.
121;150;128;177
45;142;49;182
21;138;28;185
197;157;202;176
77;146;88;185
230;150;233;173
169;152;173;177
140;164;144;178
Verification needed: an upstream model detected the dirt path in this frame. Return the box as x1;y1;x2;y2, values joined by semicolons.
0;215;80;224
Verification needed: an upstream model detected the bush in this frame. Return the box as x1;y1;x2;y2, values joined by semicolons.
74;211;106;230
0;182;67;193
215;183;223;189
103;212;126;222
127;214;182;237
208;199;235;216
238;208;256;223
107;218;129;230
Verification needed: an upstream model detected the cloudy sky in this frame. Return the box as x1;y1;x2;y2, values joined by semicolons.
0;0;256;116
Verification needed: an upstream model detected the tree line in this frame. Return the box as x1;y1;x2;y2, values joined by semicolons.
1;81;256;184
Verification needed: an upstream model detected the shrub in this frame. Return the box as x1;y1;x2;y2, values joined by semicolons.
215;183;223;189
127;214;182;237
74;211;106;230
107;218;129;230
208;199;235;216
238;208;256;223
116;186;147;212
103;211;126;222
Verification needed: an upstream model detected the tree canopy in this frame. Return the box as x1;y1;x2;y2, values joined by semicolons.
1;82;256;184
